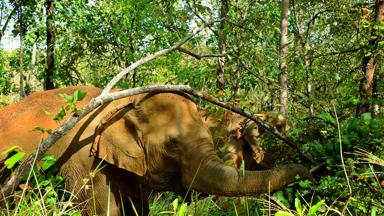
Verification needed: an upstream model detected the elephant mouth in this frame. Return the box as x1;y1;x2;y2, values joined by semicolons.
144;169;187;195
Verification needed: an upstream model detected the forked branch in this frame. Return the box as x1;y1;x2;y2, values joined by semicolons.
0;19;221;197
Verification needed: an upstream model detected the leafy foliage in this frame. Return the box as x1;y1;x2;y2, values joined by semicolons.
0;0;383;214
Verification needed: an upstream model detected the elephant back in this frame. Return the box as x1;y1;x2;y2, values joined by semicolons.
0;86;102;159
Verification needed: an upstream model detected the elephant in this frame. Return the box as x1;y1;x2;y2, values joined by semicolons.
0;86;312;215
201;111;288;170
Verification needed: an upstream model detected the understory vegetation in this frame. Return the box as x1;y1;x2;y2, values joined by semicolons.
1;0;384;215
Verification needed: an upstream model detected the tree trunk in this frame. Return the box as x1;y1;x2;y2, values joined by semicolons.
356;0;384;116
305;58;314;116
18;7;25;99
216;0;228;92
25;33;38;96
372;73;379;116
44;0;55;90
279;0;289;116
231;23;241;100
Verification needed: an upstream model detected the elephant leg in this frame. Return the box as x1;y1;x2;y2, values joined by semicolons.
120;185;149;216
101;162;149;216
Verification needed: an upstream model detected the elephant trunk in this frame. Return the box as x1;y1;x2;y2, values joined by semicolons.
186;160;312;196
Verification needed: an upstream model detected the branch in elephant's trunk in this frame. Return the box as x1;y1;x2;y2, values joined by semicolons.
0;19;222;198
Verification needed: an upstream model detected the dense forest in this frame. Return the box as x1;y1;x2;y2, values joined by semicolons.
0;0;383;215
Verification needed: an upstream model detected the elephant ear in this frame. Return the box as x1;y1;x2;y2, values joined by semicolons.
91;107;147;176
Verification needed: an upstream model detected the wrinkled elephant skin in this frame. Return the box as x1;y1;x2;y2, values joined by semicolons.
0;87;312;215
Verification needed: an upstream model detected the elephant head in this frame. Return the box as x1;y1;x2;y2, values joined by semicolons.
241;112;289;169
0;87;311;215
201;110;289;170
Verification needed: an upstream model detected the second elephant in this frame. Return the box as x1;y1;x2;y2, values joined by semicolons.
201;110;288;170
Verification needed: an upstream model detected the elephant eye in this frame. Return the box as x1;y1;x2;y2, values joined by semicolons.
166;138;178;151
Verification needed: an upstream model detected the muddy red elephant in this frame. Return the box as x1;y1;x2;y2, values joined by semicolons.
0;86;311;215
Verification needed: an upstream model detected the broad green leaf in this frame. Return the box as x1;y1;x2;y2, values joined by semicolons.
41;160;56;171
275;211;295;216
307;200;325;216
4;152;25;169
65;103;76;112
2;146;21;155
53;107;66;121
177;203;188;216
172;198;179;211
41;154;57;171
42;154;56;161
74;90;87;101
362;112;372;123
273;191;290;208
33;125;47;133
371;206;377;216
295;197;303;215
299;180;312;188
59;93;74;103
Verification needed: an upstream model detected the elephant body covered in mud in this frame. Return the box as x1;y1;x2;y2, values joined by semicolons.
0;86;311;215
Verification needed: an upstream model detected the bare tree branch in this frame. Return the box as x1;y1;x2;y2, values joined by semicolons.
102;19;221;94
226;19;254;32
310;46;366;59
1;82;317;196
0;3;19;41
0;18;222;197
186;0;219;36
177;46;225;60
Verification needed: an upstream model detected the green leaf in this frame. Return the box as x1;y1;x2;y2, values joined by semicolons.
53;107;66;121
307;200;325;216
4;152;25;169
42;154;56;161
177;203;188;216
371;206;377;216
299;180;312;188
44;111;52;116
335;73;341;81
33;125;47;133
172;198;179;211
273;191;290;208
74;90;87;101
65;103;76;111
2;146;20;155
275;211;295;216
41;154;57;171
295;197;303;215
59;93;74;103
41;159;56;171
362;112;372;123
